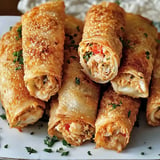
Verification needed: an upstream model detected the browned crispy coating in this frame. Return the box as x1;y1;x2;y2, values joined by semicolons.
111;13;158;98
78;2;126;83
95;87;140;152
0;22;45;129
22;1;65;101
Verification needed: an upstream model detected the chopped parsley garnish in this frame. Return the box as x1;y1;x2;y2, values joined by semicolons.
62;139;71;147
44;136;59;147
30;132;34;135
56;147;69;156
141;152;145;155
61;151;69;156
76;26;80;32
108;101;122;109
43;148;53;153
15;66;22;71
121;27;125;32
115;0;120;5
9;26;12;31
144;33;148;38
70;56;77;59
87;151;92;156
83;51;93;62
25;147;37;154
74;33;77;37
4;144;8;148
119;37;132;49
71;39;75;44
75;77;80;85
17;25;22;38
65;33;73;40
148;146;152;150
130;75;134;79
13;50;23;71
128;110;131;118
156;39;160;43
145;51;150;59
0;114;6;120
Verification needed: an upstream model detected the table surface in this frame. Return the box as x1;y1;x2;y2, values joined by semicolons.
0;0;21;15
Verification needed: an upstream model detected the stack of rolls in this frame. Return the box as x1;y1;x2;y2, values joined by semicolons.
48;15;100;146
0;0;159;153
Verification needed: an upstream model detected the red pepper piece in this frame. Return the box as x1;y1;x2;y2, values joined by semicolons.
65;124;70;132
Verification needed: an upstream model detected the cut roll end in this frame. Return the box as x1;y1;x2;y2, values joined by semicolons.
79;42;119;84
52;120;94;146
147;106;160;126
8;104;44;129
95;123;129;152
26;75;60;101
111;72;148;98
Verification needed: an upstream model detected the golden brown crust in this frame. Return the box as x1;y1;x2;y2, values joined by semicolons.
111;13;158;98
78;2;126;83
22;1;65;101
48;15;100;146
95;87;140;152
147;35;160;126
0;22;45;129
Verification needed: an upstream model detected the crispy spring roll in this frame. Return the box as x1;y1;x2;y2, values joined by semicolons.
95;87;140;152
22;1;65;101
48;15;100;146
111;13;158;98
78;2;126;83
0;22;45;129
147;36;160;126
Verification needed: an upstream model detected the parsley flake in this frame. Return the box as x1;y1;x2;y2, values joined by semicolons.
76;26;80;32
61;151;69;156
43;148;53;153
0;114;6;120
115;0;120;5
4;144;8;149
128;110;131;118
108;101;122;109
25;147;37;154
62;139;71;147
83;51;93;62
145;51;150;59
44;136;59;147
87;151;92;156
75;77;80;85
17;25;22;39
144;33;148;38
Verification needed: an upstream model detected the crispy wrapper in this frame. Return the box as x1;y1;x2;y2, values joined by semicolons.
95;87;140;152
48;15;100;146
0;22;45;129
22;1;65;101
111;13;158;98
147;34;160;126
78;2;126;83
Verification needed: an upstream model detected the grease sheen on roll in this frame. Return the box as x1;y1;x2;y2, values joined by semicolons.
48;15;100;146
111;13;158;98
22;1;65;101
0;22;45;129
78;2;126;83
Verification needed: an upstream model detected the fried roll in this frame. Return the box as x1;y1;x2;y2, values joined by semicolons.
48;15;100;146
111;13;158;98
95;87;140;152
78;2;125;83
0;22;45;129
147;37;160;126
22;1;65;101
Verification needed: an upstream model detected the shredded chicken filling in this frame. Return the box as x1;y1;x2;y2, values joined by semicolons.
29;75;59;99
81;43;113;80
55;121;94;144
115;73;145;93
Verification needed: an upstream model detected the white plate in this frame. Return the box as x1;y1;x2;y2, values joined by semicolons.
0;16;160;160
